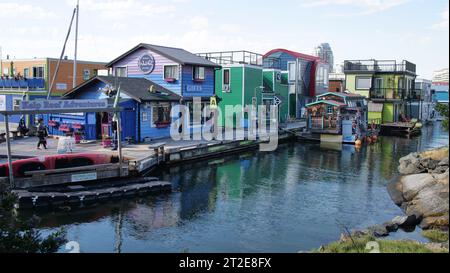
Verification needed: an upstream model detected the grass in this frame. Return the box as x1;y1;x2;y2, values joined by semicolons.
422;229;449;243
315;235;448;253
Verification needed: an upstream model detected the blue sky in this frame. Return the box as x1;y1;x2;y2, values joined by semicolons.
0;0;448;78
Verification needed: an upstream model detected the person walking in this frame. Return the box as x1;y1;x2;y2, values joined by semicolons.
37;119;48;150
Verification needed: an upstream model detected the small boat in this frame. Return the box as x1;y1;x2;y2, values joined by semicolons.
0;153;119;178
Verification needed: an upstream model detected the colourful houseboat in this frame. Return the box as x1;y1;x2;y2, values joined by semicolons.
47;76;180;143
303;92;368;143
198;51;290;128
263;49;330;118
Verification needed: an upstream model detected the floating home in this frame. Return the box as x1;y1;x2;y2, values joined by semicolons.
263;49;330;118
343;59;419;124
304;92;368;143
198;51;290;128
47;76;181;143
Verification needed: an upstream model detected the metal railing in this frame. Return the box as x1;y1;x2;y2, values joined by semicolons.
0;77;46;90
370;88;422;101
344;60;416;74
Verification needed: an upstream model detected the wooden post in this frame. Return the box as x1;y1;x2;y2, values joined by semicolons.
4;115;14;188
116;112;123;177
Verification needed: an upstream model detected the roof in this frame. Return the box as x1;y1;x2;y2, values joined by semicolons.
107;43;221;68
317;92;365;99
64;76;181;102
263;49;321;62
306;100;347;108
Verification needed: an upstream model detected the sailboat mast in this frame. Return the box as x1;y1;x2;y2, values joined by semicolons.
73;0;79;89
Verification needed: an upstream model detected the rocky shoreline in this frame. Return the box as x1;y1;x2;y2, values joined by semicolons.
318;146;449;253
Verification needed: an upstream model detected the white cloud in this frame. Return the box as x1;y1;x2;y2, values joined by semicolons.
65;0;176;20
188;16;209;30
0;2;58;19
432;4;449;30
300;0;410;16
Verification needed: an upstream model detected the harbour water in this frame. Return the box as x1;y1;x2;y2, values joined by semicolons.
20;122;448;253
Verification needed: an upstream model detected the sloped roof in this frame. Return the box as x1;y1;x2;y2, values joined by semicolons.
263;49;321;62
107;43;221;68
64;76;181;102
317;92;365;99
306;100;347;108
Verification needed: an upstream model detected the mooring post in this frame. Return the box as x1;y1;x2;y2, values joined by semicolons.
4;114;14;188
116;112;123;177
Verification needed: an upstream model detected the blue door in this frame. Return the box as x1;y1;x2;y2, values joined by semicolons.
119;100;137;142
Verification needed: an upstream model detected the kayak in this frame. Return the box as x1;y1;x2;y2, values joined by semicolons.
0;153;119;178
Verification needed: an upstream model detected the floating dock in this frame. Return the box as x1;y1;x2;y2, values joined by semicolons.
13;177;171;209
380;122;422;138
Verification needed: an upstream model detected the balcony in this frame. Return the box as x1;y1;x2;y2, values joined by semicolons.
370;88;423;101
0;77;46;90
344;60;416;75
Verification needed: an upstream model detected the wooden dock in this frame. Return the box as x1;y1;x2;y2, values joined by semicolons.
380;122;422;138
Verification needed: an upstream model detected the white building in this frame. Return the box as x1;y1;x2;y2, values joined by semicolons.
314;43;334;72
432;68;449;84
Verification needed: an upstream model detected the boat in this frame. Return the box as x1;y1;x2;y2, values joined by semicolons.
302;92;370;144
379;121;422;138
0;153;119;178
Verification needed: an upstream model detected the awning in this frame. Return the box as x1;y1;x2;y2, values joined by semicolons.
368;102;383;112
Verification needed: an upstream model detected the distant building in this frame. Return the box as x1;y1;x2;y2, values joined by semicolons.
314;43;334;72
432;68;449;84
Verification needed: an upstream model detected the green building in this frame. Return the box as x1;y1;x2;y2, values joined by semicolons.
198;51;290;128
343;60;420;124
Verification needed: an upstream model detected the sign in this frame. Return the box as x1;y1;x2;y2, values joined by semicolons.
71;172;98;183
138;54;156;74
20;99;108;111
56;83;68;90
185;85;203;92
210;96;217;109
274;95;282;106
276;72;282;82
0;95;6;111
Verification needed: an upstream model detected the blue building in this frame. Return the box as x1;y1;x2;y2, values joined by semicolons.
48;76;181;142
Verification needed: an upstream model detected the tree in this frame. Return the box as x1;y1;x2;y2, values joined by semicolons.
435;103;449;131
0;192;67;253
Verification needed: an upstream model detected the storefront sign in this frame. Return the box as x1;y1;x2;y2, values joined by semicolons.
210;96;217;109
20;99;108;111
185;85;203;92
138;54;156;74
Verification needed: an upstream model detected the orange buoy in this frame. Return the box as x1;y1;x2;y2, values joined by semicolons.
372;135;378;142
355;139;362;146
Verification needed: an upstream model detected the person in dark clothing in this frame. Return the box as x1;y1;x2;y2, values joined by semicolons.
37;119;48;149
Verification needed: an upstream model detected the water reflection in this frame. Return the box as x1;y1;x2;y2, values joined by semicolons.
18;123;448;253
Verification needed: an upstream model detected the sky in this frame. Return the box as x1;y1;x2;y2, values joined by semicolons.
0;0;448;79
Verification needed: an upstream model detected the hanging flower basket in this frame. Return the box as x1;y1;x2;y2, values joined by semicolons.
72;123;84;130
59;124;72;132
164;78;177;83
48;120;59;127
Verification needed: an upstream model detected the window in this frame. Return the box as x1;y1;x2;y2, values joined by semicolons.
115;67;127;77
356;77;372;89
83;69;90;80
24;68;30;78
32;67;44;78
323;67;328;86
223;69;231;92
152;103;171;125
164;65;179;80
13;99;22;111
374;78;383;89
288;62;296;82
326;105;333;114
193;66;205;81
142;112;148;122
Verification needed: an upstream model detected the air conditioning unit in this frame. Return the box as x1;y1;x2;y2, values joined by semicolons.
223;84;230;92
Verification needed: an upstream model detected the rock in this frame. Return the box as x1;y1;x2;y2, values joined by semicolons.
405;183;449;218
398;153;423;175
438;157;449;167
419;214;449;230
383;221;399;232
369;225;389;237
433;165;449;174
420;158;438;171
387;180;405;206
400;173;436;201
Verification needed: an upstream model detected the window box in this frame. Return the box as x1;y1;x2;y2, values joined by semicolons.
193;78;205;83
59;124;72;132
155;121;171;128
164;77;177;83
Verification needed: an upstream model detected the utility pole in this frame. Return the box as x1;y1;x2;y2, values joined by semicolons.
0;46;3;76
73;0;79;89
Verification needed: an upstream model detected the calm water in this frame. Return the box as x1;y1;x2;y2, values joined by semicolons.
20;122;448;253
